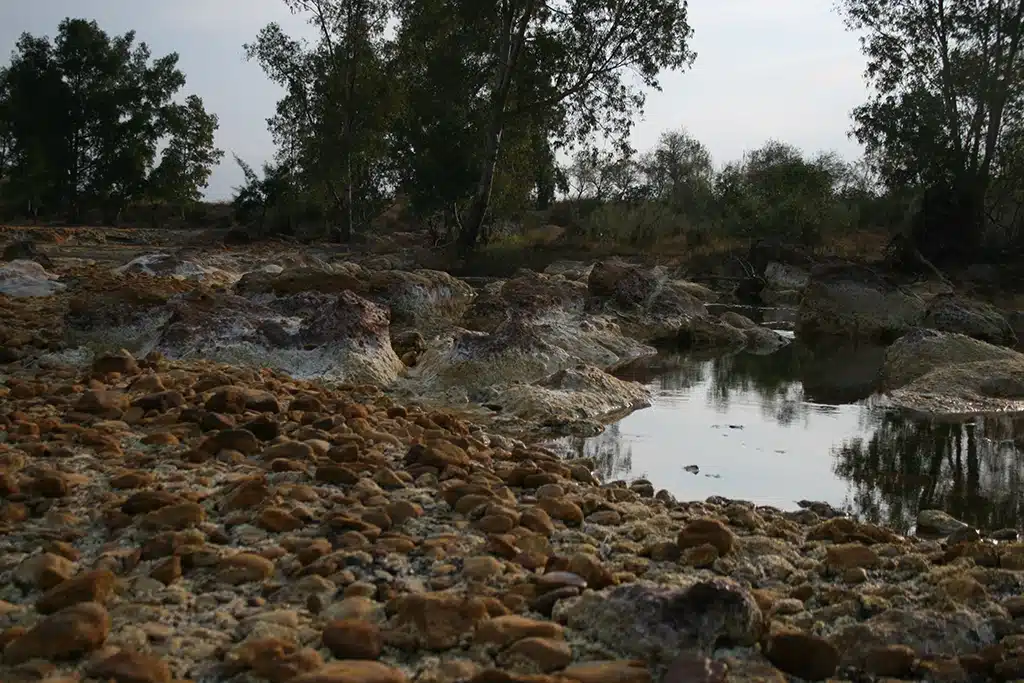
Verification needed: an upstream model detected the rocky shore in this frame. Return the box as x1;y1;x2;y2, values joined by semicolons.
4;236;1024;682
4;348;1024;683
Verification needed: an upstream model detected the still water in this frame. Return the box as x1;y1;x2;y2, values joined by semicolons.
549;336;1024;533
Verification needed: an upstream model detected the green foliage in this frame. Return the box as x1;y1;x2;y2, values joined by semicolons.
837;0;1024;261
245;0;398;240
0;18;222;222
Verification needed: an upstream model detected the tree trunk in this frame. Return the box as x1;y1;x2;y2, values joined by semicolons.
459;114;505;252
459;0;537;253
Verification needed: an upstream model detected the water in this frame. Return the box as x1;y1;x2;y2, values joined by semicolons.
549;335;1024;533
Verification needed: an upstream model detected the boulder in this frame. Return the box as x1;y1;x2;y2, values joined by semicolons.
797;264;926;341
923;293;1017;346
2;239;53;268
0;260;66;298
880;329;1023;391
881;330;1024;414
236;263;474;333
483;364;652;425
155;290;405;385
113;252;237;287
554;580;763;671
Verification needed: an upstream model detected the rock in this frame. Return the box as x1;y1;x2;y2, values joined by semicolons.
289;661;409;683
0;260;65;297
562;661;652;683
2;239;52;267
499;636;573;672
862;644;917;678
764;630;840;681
218;553;276;584
14;552;74;590
322;620;382;659
880;328;1023;390
556;580;762;665
475;616;564;647
677;518;735;556
3;602;110;665
387;592;493;650
93;349;141;375
825;544;880;571
86;649;172;683
797;263;926;341
917;509;969;537
36;569;117;614
924;293;1017;346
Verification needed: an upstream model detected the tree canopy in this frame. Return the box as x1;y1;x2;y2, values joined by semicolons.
0;18;222;222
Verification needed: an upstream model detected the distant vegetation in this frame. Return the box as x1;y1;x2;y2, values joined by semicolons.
3;1;1024;265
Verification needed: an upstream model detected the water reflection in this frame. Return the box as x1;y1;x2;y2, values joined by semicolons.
547;340;1024;532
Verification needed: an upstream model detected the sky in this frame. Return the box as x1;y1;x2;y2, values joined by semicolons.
0;0;871;201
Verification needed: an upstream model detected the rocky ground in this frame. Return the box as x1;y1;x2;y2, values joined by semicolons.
5;231;1024;682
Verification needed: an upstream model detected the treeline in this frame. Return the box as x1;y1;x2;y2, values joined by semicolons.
6;1;1024;264
0;19;223;226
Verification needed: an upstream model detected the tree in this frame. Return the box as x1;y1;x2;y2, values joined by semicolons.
837;0;1024;262
246;0;396;241
394;0;696;252
640;127;715;216
149;95;224;206
716;140;851;244
0;18;221;221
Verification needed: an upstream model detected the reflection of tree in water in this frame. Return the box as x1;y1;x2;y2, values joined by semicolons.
704;346;809;426
545;422;633;482
833;413;1024;531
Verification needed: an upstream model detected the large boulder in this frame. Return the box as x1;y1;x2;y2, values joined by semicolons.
586;261;710;341
881;329;1024;414
66;284;405;385
159;290;404;385
113;252;238;287
0;260;66;298
483;364;652;426
880;328;1023;391
797;264;926;341
554;580;763;670
461;271;588;333
922;293;1017;346
236;263;474;333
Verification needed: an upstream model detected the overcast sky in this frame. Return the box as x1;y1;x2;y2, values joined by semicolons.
0;0;871;200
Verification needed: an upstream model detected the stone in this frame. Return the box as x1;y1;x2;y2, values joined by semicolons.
87;649;172;683
500;636;573;672
3;602;111;665
289;661;409;683
218;553;275;584
322;619;382;660
677;518;735;556
36;569;117;614
862;644;917;678
764;631;840;681
825;543;880;571
14;552;74;590
917;509;969;536
557;580;762;663
388;591;493;650
463;556;504;580
562;661;652;683
475;615;564;647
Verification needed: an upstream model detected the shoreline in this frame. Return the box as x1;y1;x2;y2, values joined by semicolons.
2;350;1023;683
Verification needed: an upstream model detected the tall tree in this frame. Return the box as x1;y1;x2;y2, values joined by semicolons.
0;18;221;221
394;0;696;252
149;95;224;205
838;0;1024;262
246;0;395;241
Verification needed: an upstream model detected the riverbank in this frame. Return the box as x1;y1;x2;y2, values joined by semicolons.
3;349;1024;683
3;229;1024;682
